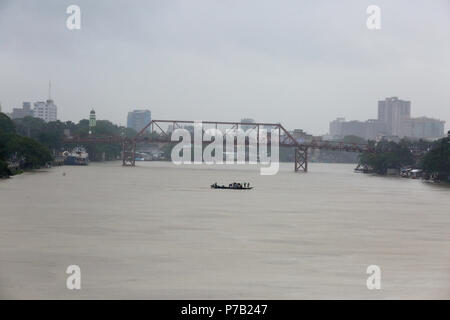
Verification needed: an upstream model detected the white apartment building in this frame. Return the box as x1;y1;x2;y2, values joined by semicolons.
33;99;57;122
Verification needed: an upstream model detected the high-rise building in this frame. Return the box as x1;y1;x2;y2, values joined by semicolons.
33;99;57;122
11;102;34;119
377;97;411;136
127;109;151;133
329;117;346;139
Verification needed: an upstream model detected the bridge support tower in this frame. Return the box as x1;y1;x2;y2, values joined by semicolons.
295;147;308;172
122;138;136;166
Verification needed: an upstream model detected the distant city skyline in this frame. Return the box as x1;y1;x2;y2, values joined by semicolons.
2;92;448;136
330;96;445;140
8;99;58;123
0;0;449;134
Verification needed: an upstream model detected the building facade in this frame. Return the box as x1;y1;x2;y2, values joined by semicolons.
329;117;346;139
377;97;411;136
11;102;34;119
291;129;314;143
329;118;388;141
340;120;367;139
365;119;388;140
401;117;445;139
33;99;57;122
127;109;152;133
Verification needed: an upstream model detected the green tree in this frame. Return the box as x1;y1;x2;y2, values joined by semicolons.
342;135;366;145
13;116;46;139
1;113;53;176
421;137;450;181
6;135;52;169
359;140;414;174
0;159;11;177
0;113;15;135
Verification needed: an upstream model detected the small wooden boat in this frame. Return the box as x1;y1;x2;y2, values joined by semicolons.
211;183;253;190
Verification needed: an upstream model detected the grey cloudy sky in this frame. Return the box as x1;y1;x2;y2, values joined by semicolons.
0;0;449;134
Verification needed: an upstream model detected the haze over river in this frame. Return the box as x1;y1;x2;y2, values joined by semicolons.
0;162;449;299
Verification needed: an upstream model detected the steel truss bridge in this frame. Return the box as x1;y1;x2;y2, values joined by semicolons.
64;119;373;172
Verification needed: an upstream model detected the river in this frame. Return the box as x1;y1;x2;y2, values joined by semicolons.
0;161;449;299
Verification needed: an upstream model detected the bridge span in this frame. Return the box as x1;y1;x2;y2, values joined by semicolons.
64;119;372;172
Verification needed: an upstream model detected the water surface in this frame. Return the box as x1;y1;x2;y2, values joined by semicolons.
0;162;449;299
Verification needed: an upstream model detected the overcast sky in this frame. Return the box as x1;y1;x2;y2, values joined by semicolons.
0;0;449;134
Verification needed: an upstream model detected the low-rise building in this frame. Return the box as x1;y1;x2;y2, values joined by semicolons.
240;118;256;131
291;129;313;143
401;117;445;139
11;102;34;119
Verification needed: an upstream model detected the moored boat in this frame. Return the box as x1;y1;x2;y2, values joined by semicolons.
63;147;89;166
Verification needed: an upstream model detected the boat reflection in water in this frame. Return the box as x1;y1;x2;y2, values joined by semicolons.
63;147;89;166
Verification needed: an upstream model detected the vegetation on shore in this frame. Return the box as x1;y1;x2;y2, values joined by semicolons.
359;136;449;180
12;116;137;161
421;136;450;181
0;113;52;177
0;112;138;177
2;111;448;181
359;139;415;174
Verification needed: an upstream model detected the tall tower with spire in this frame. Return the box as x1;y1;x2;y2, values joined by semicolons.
34;81;57;122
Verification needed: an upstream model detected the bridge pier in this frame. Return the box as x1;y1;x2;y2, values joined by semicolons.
295;147;308;172
122;139;136;166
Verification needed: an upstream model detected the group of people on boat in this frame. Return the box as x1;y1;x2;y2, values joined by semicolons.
211;182;251;189
229;182;250;189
